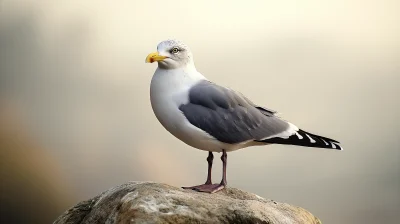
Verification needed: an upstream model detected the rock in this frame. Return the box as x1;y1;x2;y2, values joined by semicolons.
54;182;321;224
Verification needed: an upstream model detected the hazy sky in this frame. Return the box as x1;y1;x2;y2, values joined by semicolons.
1;1;399;223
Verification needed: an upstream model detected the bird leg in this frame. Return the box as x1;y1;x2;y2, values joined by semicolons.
205;151;213;184
183;150;227;194
182;151;214;190
220;149;227;186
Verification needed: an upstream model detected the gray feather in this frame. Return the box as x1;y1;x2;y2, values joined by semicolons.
179;80;289;144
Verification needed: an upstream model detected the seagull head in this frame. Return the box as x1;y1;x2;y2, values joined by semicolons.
145;39;194;69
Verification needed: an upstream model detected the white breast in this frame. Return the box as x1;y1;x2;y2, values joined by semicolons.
150;67;195;133
150;67;257;152
150;68;229;152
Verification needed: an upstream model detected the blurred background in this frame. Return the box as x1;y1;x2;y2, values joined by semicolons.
0;0;399;223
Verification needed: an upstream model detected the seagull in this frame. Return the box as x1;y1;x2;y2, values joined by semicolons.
145;39;342;193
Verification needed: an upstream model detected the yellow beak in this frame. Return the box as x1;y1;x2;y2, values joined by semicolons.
145;52;167;63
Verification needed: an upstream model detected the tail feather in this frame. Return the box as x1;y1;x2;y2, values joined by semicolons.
257;129;342;150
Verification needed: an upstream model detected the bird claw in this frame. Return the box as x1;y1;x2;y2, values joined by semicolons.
182;183;225;193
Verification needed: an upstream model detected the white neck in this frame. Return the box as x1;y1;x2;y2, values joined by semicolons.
154;64;206;86
150;64;207;119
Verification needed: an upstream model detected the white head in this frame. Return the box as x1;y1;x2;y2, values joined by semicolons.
145;40;194;69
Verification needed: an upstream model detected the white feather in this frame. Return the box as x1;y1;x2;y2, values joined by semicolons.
305;134;316;143
261;122;299;140
295;132;303;139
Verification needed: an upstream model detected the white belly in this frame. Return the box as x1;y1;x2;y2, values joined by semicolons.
150;68;250;152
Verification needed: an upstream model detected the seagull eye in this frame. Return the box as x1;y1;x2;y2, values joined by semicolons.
171;47;180;54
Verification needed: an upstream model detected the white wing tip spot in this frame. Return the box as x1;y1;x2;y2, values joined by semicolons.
295;132;303;139
305;134;316;143
332;142;343;150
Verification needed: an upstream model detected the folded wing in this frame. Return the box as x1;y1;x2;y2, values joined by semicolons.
179;80;342;150
179;80;292;144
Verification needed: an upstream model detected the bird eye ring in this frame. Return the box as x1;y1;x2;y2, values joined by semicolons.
171;47;179;54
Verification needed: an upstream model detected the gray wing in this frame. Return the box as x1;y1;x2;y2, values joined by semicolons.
179;80;290;144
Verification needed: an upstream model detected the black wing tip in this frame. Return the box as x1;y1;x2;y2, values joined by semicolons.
298;129;340;143
258;129;343;150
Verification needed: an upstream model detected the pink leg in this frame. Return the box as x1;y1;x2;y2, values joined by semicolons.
183;150;227;193
182;151;213;189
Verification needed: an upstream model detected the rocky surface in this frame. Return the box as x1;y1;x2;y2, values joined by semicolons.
54;182;321;224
